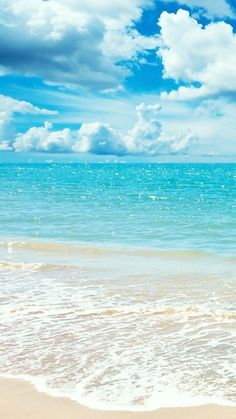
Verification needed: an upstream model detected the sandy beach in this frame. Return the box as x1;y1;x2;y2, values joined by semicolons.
0;377;235;419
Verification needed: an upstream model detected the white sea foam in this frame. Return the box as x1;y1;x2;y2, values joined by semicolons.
1;371;235;412
0;245;235;411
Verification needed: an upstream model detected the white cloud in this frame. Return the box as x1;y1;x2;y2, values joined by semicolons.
9;103;197;156
171;0;233;18
125;103;197;155
74;123;126;156
158;9;236;100
0;140;12;151
0;0;158;90
0;94;57;115
192;98;236;151
13;122;75;152
102;28;160;63
0;94;56;145
157;96;236;156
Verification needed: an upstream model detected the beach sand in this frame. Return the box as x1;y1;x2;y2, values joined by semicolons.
0;377;235;419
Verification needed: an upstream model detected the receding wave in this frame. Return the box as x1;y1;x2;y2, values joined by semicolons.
0;238;233;261
0;260;43;271
75;305;236;320
0;260;76;272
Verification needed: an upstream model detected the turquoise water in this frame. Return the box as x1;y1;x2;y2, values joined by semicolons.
0;163;235;410
0;163;235;253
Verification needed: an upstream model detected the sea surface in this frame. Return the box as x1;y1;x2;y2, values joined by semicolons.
0;163;235;410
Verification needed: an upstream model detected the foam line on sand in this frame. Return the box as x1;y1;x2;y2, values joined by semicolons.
0;377;236;419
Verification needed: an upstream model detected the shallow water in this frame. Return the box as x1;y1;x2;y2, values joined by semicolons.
0;163;235;410
0;163;235;252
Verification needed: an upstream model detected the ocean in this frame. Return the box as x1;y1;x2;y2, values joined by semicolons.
0;163;235;410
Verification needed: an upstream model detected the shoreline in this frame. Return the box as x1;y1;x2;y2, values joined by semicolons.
0;377;236;419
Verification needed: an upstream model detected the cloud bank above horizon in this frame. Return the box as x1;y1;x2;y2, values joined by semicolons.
4;102;197;156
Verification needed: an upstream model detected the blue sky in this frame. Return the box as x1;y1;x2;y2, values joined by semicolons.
0;0;236;162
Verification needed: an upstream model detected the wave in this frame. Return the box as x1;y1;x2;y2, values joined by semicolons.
1;372;235;412
43;304;236;320
0;260;43;271
0;260;72;272
1;238;234;261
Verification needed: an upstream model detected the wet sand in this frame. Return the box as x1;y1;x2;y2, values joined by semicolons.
0;377;235;419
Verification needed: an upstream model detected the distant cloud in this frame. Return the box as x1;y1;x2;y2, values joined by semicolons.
169;0;233;18
0;0;158;90
0;95;57;116
0;140;12;151
74;123;127;156
13;122;74;153
0;94;56;144
9;103;198;156
158;9;236;100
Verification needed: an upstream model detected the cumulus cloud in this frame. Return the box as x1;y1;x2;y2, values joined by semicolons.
158;9;236;100
9;103;197;156
74;123;126;156
13;122;75;153
125;103;197;154
0;0;158;90
0;94;56;145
